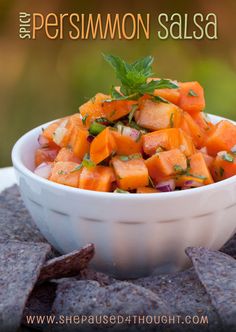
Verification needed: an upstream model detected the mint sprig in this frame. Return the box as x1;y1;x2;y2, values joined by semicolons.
103;54;179;100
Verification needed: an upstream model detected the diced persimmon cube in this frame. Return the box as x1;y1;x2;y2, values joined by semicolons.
55;147;81;163
180;112;205;148
188;152;213;185
136;100;182;131
111;131;142;155
145;149;187;182
90;127;117;164
102;100;137;121
147;78;180;104
79;166;115;192
142;128;195;157
206;120;236;156
136;187;159;193
178;81;205;113
211;153;236;181
50;162;81;188
79;93;110;126
35;147;59;167
112;155;149;190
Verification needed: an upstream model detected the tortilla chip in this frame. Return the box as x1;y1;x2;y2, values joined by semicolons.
0;240;50;332
79;268;116;286
186;247;236;331
221;233;236;259
51;279;170;331
39;244;95;282
22;282;57;329
0;186;46;243
132;267;221;331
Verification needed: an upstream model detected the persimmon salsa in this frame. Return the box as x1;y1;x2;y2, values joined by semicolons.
34;55;236;193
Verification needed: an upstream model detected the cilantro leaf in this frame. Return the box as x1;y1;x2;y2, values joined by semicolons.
128;104;138;124
103;54;179;100
222;152;234;163
114;188;130;193
188;89;198;97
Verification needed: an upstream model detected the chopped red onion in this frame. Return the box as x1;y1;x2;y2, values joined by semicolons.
34;163;52;179
156;179;175;192
183;180;203;188
87;135;95;143
117;125;140;141
231;145;236;153
38;134;49;147
53;119;68;145
217;151;227;158
199;147;207;154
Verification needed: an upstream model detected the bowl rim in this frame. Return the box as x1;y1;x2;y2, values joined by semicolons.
12;113;236;201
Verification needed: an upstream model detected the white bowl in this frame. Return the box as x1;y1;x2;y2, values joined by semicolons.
12;114;236;278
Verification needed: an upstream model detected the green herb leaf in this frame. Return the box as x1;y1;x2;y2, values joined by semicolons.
135;131;142;142
219;167;225;177
128;104;138;124
156;146;165;153
82;153;96;169
169;113;174;128
222;152;234;163
82;114;88;125
119;155;129;161
89;121;106;136
129;121;147;133
119;153;141;162
152;95;170;104
70;164;83;173
187;173;207;180
174;164;186;174
103;54;178;100
148;175;155;188
58;170;66;175
114;188;130;193
188;89;198;97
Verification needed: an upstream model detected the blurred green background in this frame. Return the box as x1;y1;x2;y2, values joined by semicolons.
0;0;236;167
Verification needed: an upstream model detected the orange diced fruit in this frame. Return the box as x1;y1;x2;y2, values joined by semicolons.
211;153;236;181
79;166;115;192
147;78;180;104
180;112;205;148
102;100;137;121
145;149;187;182
136;187;159;193
112;155;149;190
79;93;110;126
188;152;213;185
55;147;81;163
50;162;81;188
90;127;117;164
68;127;90;160
111;130;142;155
178;81;205;113
206;120;236;156
136;100;182;131
35;147;59;167
142;128;195;157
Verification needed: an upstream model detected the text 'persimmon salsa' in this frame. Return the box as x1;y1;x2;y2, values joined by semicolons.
34;55;236;193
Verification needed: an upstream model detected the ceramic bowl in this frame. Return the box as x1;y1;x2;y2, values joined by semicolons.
12;114;236;278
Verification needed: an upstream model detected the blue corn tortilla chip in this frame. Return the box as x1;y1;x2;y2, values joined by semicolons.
221;233;236;259
0;240;50;332
78;268;116;286
186;247;236;331
39;244;95;282
0;186;46;244
50;279;171;331
22;281;57;330
132;268;221;332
